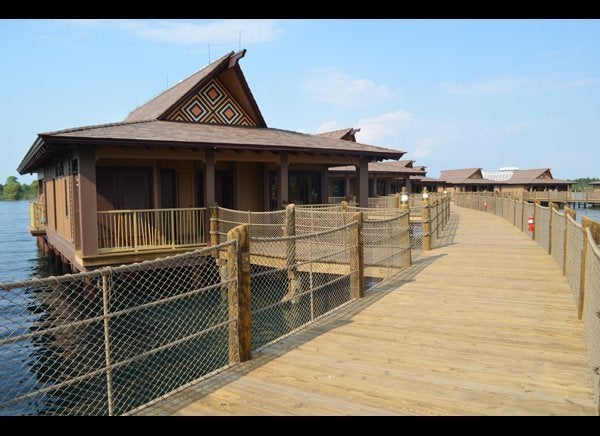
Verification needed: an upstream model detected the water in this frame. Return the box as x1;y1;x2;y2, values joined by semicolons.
572;205;600;224
0;201;61;283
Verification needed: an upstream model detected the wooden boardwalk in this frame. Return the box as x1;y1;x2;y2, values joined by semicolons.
138;205;596;416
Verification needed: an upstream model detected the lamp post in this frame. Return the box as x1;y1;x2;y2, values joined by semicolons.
400;186;409;212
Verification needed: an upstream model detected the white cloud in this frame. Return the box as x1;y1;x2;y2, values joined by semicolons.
303;68;391;106
439;75;529;96
354;111;412;144
64;19;285;45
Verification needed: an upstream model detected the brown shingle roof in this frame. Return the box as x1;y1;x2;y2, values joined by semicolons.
18;120;405;173
410;175;441;183
329;160;424;175
316;128;360;141
124;52;233;122
590;181;600;185
505;168;571;185
439;168;499;185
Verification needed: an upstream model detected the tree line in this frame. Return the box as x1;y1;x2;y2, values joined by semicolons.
0;176;38;201
571;177;600;192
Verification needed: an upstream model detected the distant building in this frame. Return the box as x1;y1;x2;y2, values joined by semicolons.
591;181;600;191
438;168;501;194
328;159;427;198
501;168;572;195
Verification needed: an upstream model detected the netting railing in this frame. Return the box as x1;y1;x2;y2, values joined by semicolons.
454;192;600;412
0;242;236;416
566;215;583;309
216;207;286;242
583;230;600;407
551;207;565;271
248;222;357;352
535;204;551;253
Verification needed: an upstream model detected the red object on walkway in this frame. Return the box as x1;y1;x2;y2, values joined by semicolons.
528;215;534;232
483;201;488;212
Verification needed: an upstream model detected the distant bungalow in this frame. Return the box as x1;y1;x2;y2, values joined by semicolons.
17;50;404;271
592;181;600;191
439;167;572;195
328;159;428;199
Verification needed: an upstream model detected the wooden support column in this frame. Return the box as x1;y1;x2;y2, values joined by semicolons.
204;149;215;207
372;177;378;197
321;165;329;204
405;176;412;194
77;146;98;257
358;157;369;208
563;207;575;275
349;212;364;299
344;176;351;201
279;153;288;208
227;224;251;363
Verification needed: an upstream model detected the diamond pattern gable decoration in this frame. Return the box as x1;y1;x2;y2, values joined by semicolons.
167;78;256;126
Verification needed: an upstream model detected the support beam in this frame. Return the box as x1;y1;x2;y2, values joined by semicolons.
344;175;351;200
405;176;412;194
321;165;329;204
77;146;98;257
358;157;369;208
205;149;215;207
279;152;289;208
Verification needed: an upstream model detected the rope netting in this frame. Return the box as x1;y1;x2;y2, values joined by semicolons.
566;215;583;309
248;223;357;352
0;242;236;416
583;232;600;406
550;208;565;271
535;204;551;253
217;207;286;241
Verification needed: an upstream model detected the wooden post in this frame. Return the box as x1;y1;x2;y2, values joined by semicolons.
210;206;219;257
358;157;369;208
563;207;575;275
532;200;539;241
394;192;399;209
578;217;590;320
284;204;297;300
341;200;348;225
548;202;557;255
422;198;431;251
279;153;289;209
399;187;409;212
400;210;411;268
349;212;364;299
227;224;251;363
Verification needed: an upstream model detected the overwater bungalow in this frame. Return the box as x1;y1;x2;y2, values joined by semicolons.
592;181;600;191
438;168;501;194
328;159;426;199
17;50;404;272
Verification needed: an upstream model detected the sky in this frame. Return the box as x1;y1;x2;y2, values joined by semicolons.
1;19;599;183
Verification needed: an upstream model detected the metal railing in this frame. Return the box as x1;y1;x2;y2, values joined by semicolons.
97;208;206;253
455;192;600;411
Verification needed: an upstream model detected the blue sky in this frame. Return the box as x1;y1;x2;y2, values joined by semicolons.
1;19;599;183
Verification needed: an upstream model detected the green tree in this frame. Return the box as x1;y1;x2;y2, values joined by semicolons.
2;176;22;201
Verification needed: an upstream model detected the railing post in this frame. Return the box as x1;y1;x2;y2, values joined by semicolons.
400;210;411;268
578;217;590;320
563;207;573;275
394;192;400;209
422;197;431;251
548;202;557;255
341;200;348;225
284;204;297;300
227;224;251;363
101;271;115;416
532;200;539;241
349;212;364;299
399;187;409;212
210;206;219;257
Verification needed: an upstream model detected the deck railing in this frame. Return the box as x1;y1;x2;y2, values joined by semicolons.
97;208;206;253
28;201;46;232
455;192;600;411
522;190;600;202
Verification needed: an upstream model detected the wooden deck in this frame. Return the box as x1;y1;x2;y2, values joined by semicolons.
137;205;596;415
